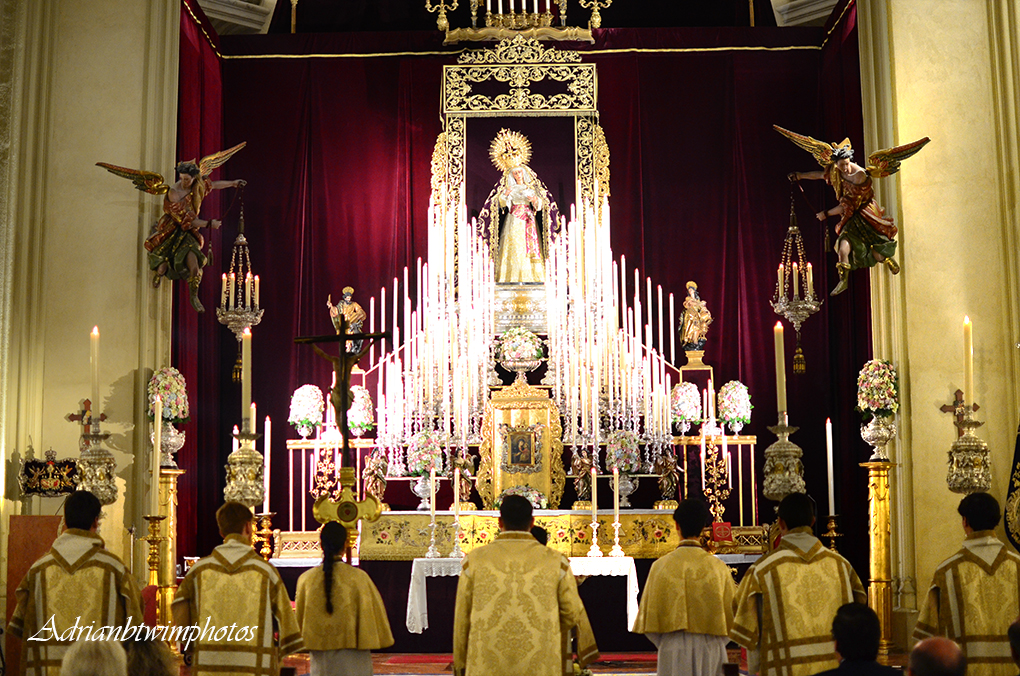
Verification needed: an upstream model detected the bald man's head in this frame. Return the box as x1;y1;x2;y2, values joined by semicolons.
908;638;965;676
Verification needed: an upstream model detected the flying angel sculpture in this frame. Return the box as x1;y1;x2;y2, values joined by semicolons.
775;125;929;296
97;142;247;312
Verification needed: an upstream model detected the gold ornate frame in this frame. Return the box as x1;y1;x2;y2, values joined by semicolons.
434;35;610;214
477;379;566;508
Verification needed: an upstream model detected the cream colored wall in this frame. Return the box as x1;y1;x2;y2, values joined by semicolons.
0;0;177;618
859;0;1020;646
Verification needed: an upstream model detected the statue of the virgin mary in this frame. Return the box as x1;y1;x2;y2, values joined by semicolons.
481;129;558;284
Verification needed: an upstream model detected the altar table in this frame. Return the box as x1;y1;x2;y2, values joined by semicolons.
405;555;640;634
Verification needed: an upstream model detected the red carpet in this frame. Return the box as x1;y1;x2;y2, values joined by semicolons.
385;655;454;664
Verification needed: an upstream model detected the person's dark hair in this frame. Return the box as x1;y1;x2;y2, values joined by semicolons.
909;638;966;676
320;521;347;615
1009;619;1020;666
215;502;254;536
531;525;548;546
65;491;102;530
958;492;1001;531
123;638;176;676
778;492;816;530
500;495;532;531
832;146;854;161
175;162;200;178
831;603;880;661
673;499;711;539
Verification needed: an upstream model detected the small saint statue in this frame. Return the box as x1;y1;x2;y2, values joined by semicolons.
679;281;712;352
327;287;366;354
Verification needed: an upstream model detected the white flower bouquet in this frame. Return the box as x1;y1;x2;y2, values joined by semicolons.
148;367;190;424
347;385;375;435
857;359;898;423
718;380;752;432
671;382;702;424
605;430;642;474
289;384;324;437
496;326;545;362
495;484;548;510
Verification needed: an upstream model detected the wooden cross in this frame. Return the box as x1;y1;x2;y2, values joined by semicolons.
66;399;107;433
294;316;389;468
940;389;979;438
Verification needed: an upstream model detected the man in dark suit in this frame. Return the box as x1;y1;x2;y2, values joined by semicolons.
812;604;900;676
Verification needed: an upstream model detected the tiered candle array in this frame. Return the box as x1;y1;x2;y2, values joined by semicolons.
545;195;676;468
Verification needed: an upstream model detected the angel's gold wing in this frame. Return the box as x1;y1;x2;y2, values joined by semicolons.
198;141;246;177
866;137;930;178
774;125;850;168
95;162;169;195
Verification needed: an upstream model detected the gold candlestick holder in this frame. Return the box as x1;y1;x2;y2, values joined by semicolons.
254;512;276;561
823;514;842;551
141;515;168;623
861;461;895;658
704;437;732;522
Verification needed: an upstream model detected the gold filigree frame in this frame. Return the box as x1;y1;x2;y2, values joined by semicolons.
477;379;566;508
435;35;609;212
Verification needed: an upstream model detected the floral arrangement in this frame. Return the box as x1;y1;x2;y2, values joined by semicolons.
496;326;545;362
671;382;702;424
347;385;375;434
288;384;324;436
857;359;899;423
605;430;642;474
495;484;548;510
147;367;190;425
407;430;443;476
718;381;752;426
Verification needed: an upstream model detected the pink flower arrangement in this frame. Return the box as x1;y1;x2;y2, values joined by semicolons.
605;430;642;474
495;484;548;509
671;382;702;424
407;430;443;476
496;327;545;362
718;380;752;426
147;367;190;424
856;359;898;422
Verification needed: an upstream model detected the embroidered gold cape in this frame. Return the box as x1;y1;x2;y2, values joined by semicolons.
7;529;142;676
913;531;1020;676
295;560;394;651
633;539;736;637
172;535;303;676
453;530;586;676
729;529;866;676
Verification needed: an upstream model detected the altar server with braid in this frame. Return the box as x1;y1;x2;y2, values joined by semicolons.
632;499;736;676
295;521;394;676
172;502;303;676
453;495;588;676
913;492;1020;676
730;492;866;676
8;491;142;676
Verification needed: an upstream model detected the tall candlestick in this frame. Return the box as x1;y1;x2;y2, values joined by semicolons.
700;432;706;491
826;418;835;515
591;467;598;521
242;328;252;431
152;395;162;516
613;467;620;524
669;292;675;364
454;468;461;518
90;326;100;415
964;316;974;406
774;322;787;412
264;416;272;513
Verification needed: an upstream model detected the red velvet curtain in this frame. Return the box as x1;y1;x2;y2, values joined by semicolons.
175;5;872;575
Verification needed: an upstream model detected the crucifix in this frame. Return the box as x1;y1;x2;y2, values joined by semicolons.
940;389;980;438
67;399;107;449
295;316;389;469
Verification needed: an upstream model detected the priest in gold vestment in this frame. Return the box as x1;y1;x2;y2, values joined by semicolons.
295;522;394;676
913;493;1020;676
730;493;866;676
453;495;588;676
8;491;142;676
172;503;303;676
633;499;736;676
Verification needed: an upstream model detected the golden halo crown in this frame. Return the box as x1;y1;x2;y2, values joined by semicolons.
342;286;354;295
686;281;698;290
490;129;532;173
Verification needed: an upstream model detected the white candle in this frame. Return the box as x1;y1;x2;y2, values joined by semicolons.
220;274;227;307
152;395;162;516
777;264;784;294
964;316;974;406
228;273;236;310
245;272;252;308
263;416;272;513
700;433;706;491
806;263;813;297
90;326;100;415
774;322;787;412
657;285;664;356
254;275;260;307
669;292;675;363
533;0;537;13
725;435;732;488
430;467;436;521
487;0;491;12
792;263;799;299
232;424;239;453
613;467;619;523
242;328;252;430
454;468;461;518
591;467;598;521
826;418;835;515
